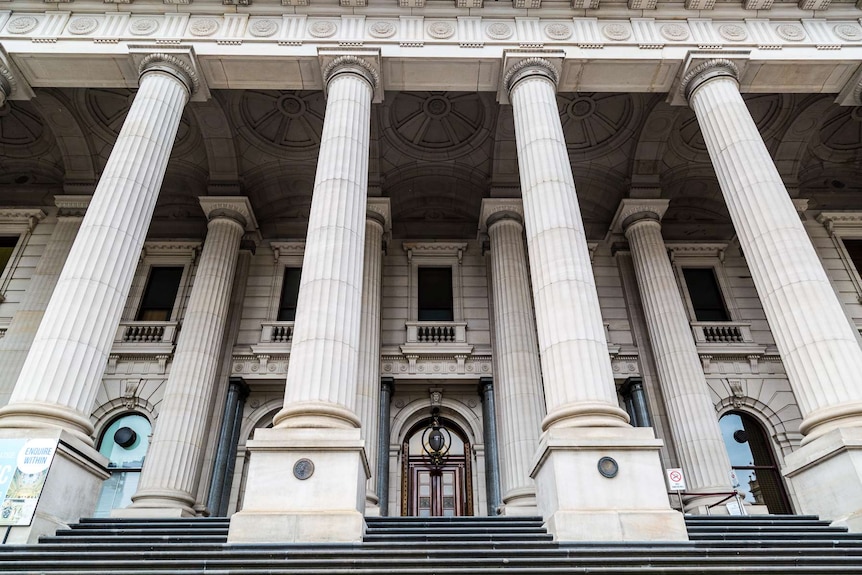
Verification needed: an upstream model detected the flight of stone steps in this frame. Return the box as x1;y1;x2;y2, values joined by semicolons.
0;514;860;573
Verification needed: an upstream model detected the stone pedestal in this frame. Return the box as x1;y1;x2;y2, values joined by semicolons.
227;428;368;543
0;428;108;544
783;428;862;531
532;427;688;541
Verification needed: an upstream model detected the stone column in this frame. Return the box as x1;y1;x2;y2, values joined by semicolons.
0;55;195;543
505;56;686;541
681;59;862;530
0;54;197;442
479;199;544;513
124;197;254;517
617;199;732;507
356;199;389;513
620;378;651;428
229;55;378;544
480;377;502;516
376;377;394;516
207;377;249;517
0;196;89;408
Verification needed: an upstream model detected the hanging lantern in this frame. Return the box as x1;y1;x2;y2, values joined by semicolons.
422;408;451;468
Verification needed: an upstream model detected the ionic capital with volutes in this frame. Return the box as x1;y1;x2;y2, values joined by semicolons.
609;199;670;235
479;198;524;234
367;198;391;232
199;196;258;232
139;53;200;96
680;59;740;104
0;63;17;108
323;55;380;91
503;57;560;97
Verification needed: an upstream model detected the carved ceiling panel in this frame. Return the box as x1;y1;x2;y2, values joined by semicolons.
807;106;862;164
557;93;638;162
380;91;494;161
230;90;325;160
0;101;57;159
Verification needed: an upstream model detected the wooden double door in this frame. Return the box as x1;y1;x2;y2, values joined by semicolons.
401;418;473;517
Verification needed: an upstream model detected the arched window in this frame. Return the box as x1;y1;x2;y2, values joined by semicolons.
94;413;151;516
719;411;792;514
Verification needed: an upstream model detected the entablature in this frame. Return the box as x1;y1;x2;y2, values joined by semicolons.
1;11;862;96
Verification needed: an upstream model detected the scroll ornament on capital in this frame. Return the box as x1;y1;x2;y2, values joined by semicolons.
679;58;740;103
0;64;17;108
138;53;200;96
322;55;380;90
502;57;560;95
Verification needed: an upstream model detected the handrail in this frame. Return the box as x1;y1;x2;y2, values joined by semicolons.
667;490;748;516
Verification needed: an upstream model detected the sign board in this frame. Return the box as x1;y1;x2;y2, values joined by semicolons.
0;438;58;526
666;468;687;491
726;499;744;516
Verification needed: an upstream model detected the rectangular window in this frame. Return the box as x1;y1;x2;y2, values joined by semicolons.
843;239;862;276
277;267;302;322
136;267;183;321
682;268;730;322
0;236;17;277
418;267;454;321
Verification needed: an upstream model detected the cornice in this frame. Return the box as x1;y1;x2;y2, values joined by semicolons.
270;241;306;261
817;211;862;236
403;241;468;263
665;242;729;260
0;209;46;232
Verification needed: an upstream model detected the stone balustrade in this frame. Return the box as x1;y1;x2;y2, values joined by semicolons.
406;321;467;344
259;321;295;345
691;322;753;345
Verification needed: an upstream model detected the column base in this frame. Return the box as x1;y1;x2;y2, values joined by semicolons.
783;426;862;531
500;488;538;516
531;426;688;542
0;428;109;544
227;427;369;543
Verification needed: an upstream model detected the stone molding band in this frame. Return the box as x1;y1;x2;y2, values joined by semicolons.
323;55;380;90
680;58;740;103
139;53;200;96
503;57;560;95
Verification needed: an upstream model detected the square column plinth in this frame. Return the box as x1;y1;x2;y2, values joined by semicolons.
783;427;862;532
531;427;688;542
0;428;109;544
227;427;368;543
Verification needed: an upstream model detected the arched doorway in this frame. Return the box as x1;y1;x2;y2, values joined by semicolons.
719;411;792;514
401;413;473;517
94;413;151;516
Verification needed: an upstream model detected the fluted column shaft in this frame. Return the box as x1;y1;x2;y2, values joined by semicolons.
356;212;385;507
685;61;862;442
0;57;195;442
625;213;732;494
0;199;88;407
486;213;544;507
507;61;629;429
131;205;246;514
274;61;375;429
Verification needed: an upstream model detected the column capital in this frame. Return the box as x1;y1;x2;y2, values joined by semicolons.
503;57;560;97
199;196;258;232
139;53;200;96
0;62;17;108
322;55;380;91
54;195;91;218
367;197;391;232
680;58;739;104
479;198;524;233
609;199;669;235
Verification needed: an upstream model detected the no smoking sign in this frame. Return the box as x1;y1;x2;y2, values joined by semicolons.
666;468;687;491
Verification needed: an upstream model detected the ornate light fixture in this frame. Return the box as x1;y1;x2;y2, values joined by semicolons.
421;408;451;468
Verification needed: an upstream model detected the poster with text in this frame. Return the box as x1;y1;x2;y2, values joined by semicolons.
0;438;58;526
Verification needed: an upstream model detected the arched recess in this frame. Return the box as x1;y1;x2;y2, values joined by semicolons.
31;90;97;188
390;397;484;517
189;98;240;186
93;411;153;516
233;401;280;514
718;409;793;514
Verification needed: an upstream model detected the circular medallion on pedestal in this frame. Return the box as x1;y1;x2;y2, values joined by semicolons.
308;20;337;38
602;23;632;41
660;24;690;41
293;457;315;480
369;21;396;39
189;18;219;37
249;19;279;38
486;23;513;40
129;18;159;36
68;17;99;36
775;24;806;42
427;21;455;40
7;17;38;35
834;24;862;41
718;24;748;42
544;23;573;40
